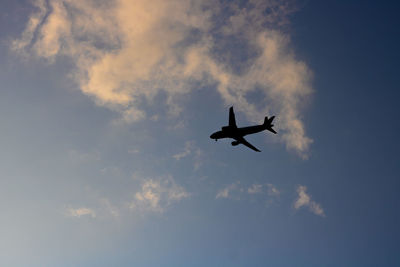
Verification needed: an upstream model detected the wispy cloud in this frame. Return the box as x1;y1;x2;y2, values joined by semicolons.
68;149;100;163
248;184;263;194
294;185;325;217
65;207;96;218
266;183;280;197
218;182;280;202
11;0;47;53
63;175;189;219
173;141;204;170
13;0;313;157
216;182;239;199
173;141;194;161
99;198;120;218
247;183;280;197
130;176;190;213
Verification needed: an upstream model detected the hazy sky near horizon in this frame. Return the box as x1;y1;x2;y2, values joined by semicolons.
1;0;400;266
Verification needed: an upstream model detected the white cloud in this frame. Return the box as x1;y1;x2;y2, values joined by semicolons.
99;198;120;218
248;184;263;194
68;149;100;163
247;183;280;197
220;182;280;201
266;183;280;197
193;148;204;171
216;182;239;199
173;141;204;170
131;176;189;213
66;199;120;219
65;207;96;218
63;176;188;219
308;201;325;217
14;0;313;157
128;149;140;154
173;141;194;160
294;185;325;217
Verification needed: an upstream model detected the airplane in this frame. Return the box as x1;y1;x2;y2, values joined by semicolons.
210;106;277;152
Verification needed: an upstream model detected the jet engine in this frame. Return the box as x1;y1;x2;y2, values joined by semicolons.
231;141;240;146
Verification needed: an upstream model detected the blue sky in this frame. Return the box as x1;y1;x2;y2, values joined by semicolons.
1;0;400;266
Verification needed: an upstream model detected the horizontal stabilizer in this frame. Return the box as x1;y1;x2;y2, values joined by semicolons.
267;127;277;134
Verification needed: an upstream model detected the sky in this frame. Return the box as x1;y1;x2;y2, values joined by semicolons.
0;0;400;266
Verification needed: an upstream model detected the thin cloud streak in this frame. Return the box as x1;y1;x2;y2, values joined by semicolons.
173;141;194;161
173;141;204;170
65;207;96;218
218;182;280;202
13;0;313;157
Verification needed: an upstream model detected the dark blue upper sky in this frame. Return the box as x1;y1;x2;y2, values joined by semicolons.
290;1;400;265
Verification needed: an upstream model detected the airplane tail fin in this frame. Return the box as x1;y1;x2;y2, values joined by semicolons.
263;116;277;134
264;116;275;125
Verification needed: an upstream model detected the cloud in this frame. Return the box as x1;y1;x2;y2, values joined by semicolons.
247;183;280;206
130;176;189;213
65;207;96;218
64;201;119;220
13;0;313;157
63;176;188;219
216;182;239;199
173;141;194;161
11;0;47;53
217;182;282;209
173;141;204;170
99;198;120;218
68;149;100;163
248;184;263;194
247;183;280;196
294;185;325;217
266;183;280;197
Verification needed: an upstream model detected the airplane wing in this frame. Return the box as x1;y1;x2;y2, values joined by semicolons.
235;137;261;152
229;106;237;127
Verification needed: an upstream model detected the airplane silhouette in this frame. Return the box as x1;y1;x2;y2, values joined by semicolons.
210;107;277;152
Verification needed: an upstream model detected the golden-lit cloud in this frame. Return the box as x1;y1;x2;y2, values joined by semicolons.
247;183;280;196
65;207;96;218
248;184;263;194
216;182;239;199
14;0;313;157
130;176;190;213
63;176;189;219
294;185;325;217
266;183;280;197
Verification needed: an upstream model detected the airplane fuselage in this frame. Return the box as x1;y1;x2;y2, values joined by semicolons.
210;125;267;140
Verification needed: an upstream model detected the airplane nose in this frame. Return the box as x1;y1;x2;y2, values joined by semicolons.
210;133;216;139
